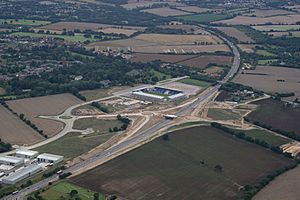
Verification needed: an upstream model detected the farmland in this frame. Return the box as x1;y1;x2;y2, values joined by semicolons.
243;9;296;17
237;44;258;53
38;181;104;200
215;15;300;25
217;27;255;43
233;66;300;100
79;86;131;101
253;166;300;200
71;125;294;200
176;6;213;14
89;33;230;54
6;93;83;137
252;24;300;32
177;55;232;68
121;1;184;10
142;7;191;17
34;132;117;160
0;105;43;145
178;78;211;87
179;13;232;23
131;53;196;63
207;108;242;120
246;98;300;136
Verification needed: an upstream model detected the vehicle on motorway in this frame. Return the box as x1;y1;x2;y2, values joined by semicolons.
164;115;178;120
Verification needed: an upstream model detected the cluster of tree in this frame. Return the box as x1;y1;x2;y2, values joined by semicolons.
0;139;12;153
211;122;293;158
91;102;109;113
220;82;253;93
58;172;72;179
42;167;61;178
275;92;295;98
20;180;33;189
242;163;298;200
109;115;131;132
145;27;187;35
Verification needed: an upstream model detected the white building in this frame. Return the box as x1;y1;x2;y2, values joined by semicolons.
169;93;187;102
37;153;64;164
0;156;24;167
16;149;39;159
1;164;42;185
132;91;165;102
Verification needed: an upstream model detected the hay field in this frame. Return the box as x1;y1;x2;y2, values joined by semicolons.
217;27;254;43
215;15;300;25
158;24;210;34
71;125;294;200
176;6;213;13
6;94;83;137
0;105;43;145
121;1;184;10
243;9;296;17
178;55;232;68
142;7;191;17
233;66;300;100
254;166;300;200
89;33;229;54
252;24;300;31
131;53;196;63
99;28;138;36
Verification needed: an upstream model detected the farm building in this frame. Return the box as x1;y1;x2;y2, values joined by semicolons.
132;86;187;102
1;164;42;185
0;156;24;167
16;149;39;159
37;153;64;164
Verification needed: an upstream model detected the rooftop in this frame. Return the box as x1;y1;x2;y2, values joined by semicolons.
0;156;24;164
37;153;64;161
2;164;42;182
16;149;38;157
133;91;165;99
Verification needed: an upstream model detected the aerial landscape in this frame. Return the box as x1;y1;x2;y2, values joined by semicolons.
0;0;299;199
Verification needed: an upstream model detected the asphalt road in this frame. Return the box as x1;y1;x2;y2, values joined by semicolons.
2;29;240;200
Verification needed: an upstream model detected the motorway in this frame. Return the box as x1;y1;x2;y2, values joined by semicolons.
3;29;240;200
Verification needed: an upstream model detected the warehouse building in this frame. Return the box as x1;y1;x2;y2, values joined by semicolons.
0;156;24;167
16;149;39;159
37;153;64;164
1;164;42;185
132;90;165;102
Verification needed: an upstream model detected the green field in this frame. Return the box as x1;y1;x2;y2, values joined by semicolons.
73;118;124;133
0;87;6;96
39;182;105;200
151;69;171;80
11;32;101;42
178;78;211;87
256;49;276;57
257;59;278;65
252;25;300;32
240;129;290;147
72;125;294;200
179;13;232;23
0;19;50;26
207;108;242;120
34;132;116;160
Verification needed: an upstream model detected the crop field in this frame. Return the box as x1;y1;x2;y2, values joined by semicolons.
237;44;258;53
40;22;145;32
217;27;254;43
121;1;185;10
207;108;242;120
142;7;191;17
0;105;43;145
178;78;211;87
177;55;232;68
158;24;210;34
246;98;300;136
215;15;300;25
73;118;124;134
79;86;131;101
253;166;300;200
233;66;300;100
71;126;294;200
11;32;102;43
239;129;290;147
267;31;300;37
252;24;300;32
38;181;104;200
243;9;296;17
179;13;232;23
6;93;83;137
176;6;214;13
0;19;50;26
99;27;138;36
89;34;230;54
35;132;117;160
131;53;196;63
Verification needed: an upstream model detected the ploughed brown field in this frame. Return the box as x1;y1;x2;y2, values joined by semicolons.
6;93;82;137
233;66;300;100
217;27;254;43
71;126;294;200
177;55;232;68
246;98;300;136
0;105;44;145
142;7;191;17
